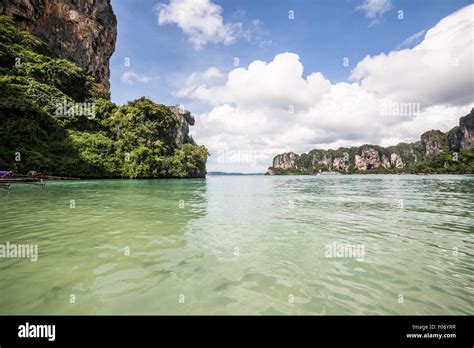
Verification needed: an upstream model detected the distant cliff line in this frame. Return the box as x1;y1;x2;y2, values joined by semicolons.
267;109;474;175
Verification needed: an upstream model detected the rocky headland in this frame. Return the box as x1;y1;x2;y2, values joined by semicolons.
0;1;207;178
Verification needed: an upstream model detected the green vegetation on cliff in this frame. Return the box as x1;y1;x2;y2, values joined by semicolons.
0;16;207;178
269;109;474;175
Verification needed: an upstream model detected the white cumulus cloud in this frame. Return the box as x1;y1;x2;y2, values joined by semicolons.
155;0;243;49
190;52;332;109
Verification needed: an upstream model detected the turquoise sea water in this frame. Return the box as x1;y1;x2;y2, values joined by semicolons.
0;175;472;314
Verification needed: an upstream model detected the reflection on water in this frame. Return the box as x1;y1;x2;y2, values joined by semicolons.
0;175;472;314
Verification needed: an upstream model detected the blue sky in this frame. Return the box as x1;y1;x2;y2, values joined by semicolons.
110;0;470;106
109;0;473;172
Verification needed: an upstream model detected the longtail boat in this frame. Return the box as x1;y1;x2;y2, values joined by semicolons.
0;171;79;189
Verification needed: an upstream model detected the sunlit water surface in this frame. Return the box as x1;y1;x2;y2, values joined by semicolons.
0;175;472;314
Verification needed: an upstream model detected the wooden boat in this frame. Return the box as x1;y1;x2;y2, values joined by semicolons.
0;171;79;189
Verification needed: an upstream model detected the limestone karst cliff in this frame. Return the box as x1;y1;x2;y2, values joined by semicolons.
421;130;448;158
0;0;116;90
268;109;474;174
448;108;474;151
272;152;298;169
168;105;197;146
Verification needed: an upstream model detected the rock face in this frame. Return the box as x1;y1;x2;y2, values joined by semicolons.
355;148;381;170
447;126;461;151
332;156;350;172
168;105;196;145
459;109;474;149
272;152;298;169
421;130;448;158
312;153;332;169
0;0;117;90
390;153;404;168
449;108;474;151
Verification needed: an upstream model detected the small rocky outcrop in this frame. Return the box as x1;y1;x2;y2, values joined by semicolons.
332;156;350;172
312;153;332;169
168;105;196;145
355;148;381;170
380;154;390;169
447;126;461;151
459;109;474;149
0;0;117;90
449;108;474;151
390;153;404;168
272;152;299;169
265;168;274;175
421;130;448;158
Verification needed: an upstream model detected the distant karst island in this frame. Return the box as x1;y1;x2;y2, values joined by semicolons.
267;109;474;175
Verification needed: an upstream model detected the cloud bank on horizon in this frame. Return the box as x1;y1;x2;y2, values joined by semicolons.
147;1;474;173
